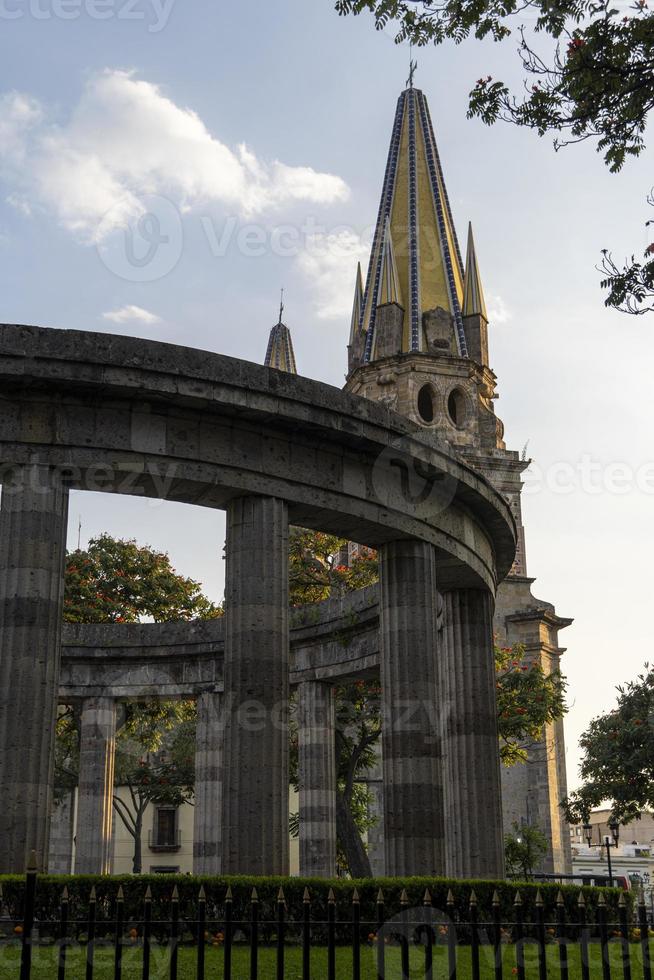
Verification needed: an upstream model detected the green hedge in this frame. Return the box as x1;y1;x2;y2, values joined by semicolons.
0;874;632;941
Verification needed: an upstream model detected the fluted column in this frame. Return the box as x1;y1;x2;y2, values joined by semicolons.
48;792;75;873
379;539;444;876
193;689;223;874
75;697;116;874
0;463;69;872
298;680;336;877
222;496;289;874
441;588;505;878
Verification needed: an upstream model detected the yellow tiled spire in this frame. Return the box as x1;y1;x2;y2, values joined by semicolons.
463;223;488;321
377;217;403;307
348;262;364;346
265;294;297;374
354;85;469;365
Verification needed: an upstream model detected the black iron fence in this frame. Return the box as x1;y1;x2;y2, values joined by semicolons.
3;864;653;979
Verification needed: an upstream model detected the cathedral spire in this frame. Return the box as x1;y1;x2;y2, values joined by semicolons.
355;84;468;368
348;262;364;347
463;223;488;321
377;216;403;308
264;295;297;374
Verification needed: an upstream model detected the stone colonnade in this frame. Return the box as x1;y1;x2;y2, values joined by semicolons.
0;483;504;878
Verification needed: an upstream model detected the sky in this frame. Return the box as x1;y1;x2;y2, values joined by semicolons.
0;0;652;793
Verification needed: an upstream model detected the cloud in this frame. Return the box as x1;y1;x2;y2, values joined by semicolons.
102;304;162;325
296;229;370;319
487;293;512;324
0;71;349;243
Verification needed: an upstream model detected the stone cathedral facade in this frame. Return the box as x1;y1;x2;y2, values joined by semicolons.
268;81;573;873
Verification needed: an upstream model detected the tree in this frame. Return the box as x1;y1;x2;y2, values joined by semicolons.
335;0;654;313
504;821;549;878
562;664;654;825
64;533;222;623
113;700;196;874
289;528;378;605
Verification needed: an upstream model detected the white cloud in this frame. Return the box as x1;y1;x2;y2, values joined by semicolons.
296;229;370;319
102;304;162;325
487;293;512;324
0;71;349;243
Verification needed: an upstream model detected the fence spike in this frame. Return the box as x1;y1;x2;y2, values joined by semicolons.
250;887;258;903
577;893;585;908
352;888;360;904
535;890;543;907
89;886;97;902
172;885;179;901
376;888;385;904
144;885;152;902
597;893;606;907
469;890;478;908
303;887;311;904
400;889;409;906
27;850;38;873
492;889;501;907
117;885;124;902
447;889;455;907
277;886;285;903
423;888;432;906
61;886;69;903
618;893;626;907
199;885;207;902
225;885;233;902
328;888;336;904
556;890;564;906
514;890;522;907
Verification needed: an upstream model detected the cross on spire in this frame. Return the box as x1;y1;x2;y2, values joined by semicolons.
407;46;417;88
278;287;284;325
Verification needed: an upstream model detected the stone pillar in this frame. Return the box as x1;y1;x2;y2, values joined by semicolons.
297;681;336;877
48;791;75;873
441;588;505;878
74;697;116;874
379;539;444;876
222;496;289;875
363;743;385;876
0;463;69;872
193;689;223;874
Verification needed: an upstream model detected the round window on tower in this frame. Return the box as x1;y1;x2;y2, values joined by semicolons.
417;384;435;424
447;388;467;428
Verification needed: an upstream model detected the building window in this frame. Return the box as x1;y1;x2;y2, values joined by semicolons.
447;388;466;428
417;384;435;423
149;807;180;851
151;865;180;874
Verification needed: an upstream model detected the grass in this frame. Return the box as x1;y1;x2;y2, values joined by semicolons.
0;939;652;979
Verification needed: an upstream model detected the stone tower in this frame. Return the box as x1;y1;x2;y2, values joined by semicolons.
345;81;573;873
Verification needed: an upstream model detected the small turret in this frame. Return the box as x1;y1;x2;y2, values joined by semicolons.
462;223;489;366
264;292;297;374
347;263;365;374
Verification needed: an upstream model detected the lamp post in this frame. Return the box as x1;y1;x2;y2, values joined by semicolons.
583;820;620;887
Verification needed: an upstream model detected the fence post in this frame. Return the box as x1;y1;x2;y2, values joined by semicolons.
447;889;457;980
492;889;503;980
19;851;37;980
470;890;480;980
618;893;632;980
423;888;434;980
113;885;124;980
249;887;258;980
352;888;361;980
276;887;286;980
170;885;179;980
302;888;311;980
578;893;590;980
57;886;69;980
376;888;385;980
638;888;651;980
85;885;96;980
327;888;336;980
400;888;410;980
597;893;611;980
535;890;547;980
514;891;525;980
224;886;233;980
142;885;152;980
557;890;569;980
197;885;206;980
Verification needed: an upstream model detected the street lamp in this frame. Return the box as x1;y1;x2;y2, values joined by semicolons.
583;820;620;887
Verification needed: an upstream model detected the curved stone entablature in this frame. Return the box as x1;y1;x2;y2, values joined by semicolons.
0;324;515;592
59;587;382;699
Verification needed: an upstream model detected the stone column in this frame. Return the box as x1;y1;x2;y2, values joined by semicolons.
297;681;336;877
379;539;444;876
75;697;116;874
441;588;505;878
193;689;223;874
0;463;69;873
222;496;289;875
48;791;75;873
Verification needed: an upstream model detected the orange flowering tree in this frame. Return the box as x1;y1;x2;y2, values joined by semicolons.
64;533;222;623
562;665;654;825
